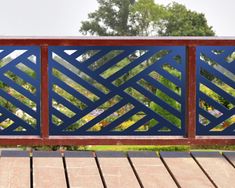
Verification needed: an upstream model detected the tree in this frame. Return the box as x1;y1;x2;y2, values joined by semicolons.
129;0;166;36
80;0;135;36
80;0;215;37
158;2;215;36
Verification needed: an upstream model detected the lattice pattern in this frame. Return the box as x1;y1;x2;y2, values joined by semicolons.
196;46;235;135
0;46;40;135
49;46;186;135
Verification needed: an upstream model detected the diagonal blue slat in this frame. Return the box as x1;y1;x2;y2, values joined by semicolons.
0;106;37;132
198;108;217;123
66;48;89;59
199;92;229;114
147;122;181;134
107;48;183;83
52;92;117;132
107;50;161;82
1;123;22;133
143;75;182;103
204;109;235;131
118;50;185;90
162;61;184;73
51;58;105;97
82;49;113;67
0;114;8;122
52;76;94;106
52;91;82;114
154;68;182;87
0;89;37;118
18;58;37;71
51;49;118;92
119;91;182;133
11;67;39;86
204;50;235;72
222;122;235;133
199;59;235;87
95;49;137;74
122;116;152;134
200;76;235;104
200;46;234;60
0;50;34;73
133;84;182;118
0;49;12;60
69;100;127;133
51;107;71;123
100;108;139;133
0;75;37;101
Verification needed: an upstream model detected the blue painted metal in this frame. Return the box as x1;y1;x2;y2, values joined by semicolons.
48;46;186;135
0;46;40;135
196;46;235;135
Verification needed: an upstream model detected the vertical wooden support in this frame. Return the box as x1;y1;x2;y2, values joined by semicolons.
186;45;196;138
41;45;49;138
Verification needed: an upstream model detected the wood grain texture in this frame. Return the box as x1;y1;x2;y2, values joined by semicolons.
192;152;235;188
96;152;140;188
65;151;103;188
160;152;214;188
128;151;177;188
0;151;30;188
33;151;66;188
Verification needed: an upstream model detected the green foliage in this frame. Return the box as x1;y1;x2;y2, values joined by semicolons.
129;0;166;36
80;0;215;36
80;0;135;36
159;2;215;36
150;66;181;127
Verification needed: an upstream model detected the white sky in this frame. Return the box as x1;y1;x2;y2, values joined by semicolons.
0;0;234;36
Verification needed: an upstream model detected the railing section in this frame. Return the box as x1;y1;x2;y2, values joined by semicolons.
196;46;235;135
0;46;40;135
48;46;186;135
0;38;233;145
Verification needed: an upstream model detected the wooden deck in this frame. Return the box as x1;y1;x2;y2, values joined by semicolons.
0;151;234;188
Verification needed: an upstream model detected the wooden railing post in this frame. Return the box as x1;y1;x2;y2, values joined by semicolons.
41;45;49;139
186;45;197;139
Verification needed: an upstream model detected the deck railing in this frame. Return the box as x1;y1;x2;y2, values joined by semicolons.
0;37;234;145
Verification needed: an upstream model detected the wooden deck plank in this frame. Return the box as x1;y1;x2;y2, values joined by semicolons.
223;152;235;168
191;152;235;188
128;151;177;188
64;151;103;188
0;151;30;188
160;152;214;188
96;151;140;188
33;151;67;188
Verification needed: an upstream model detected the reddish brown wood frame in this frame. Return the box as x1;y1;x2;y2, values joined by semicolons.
0;37;234;146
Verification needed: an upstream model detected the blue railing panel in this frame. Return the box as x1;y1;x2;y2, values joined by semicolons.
0;46;40;135
49;46;186;135
196;46;235;135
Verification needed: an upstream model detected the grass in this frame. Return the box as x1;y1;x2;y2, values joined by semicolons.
30;145;235;152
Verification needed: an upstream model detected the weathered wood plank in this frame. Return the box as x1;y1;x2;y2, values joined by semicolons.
0;151;30;188
160;152;214;188
192;152;235;188
128;151;177;188
223;152;235;168
33;151;67;188
64;151;103;188
96;151;140;188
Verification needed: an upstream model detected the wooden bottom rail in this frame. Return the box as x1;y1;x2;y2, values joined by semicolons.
0;136;234;146
0;150;234;188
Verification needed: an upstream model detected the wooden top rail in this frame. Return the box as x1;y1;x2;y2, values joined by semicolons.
0;36;234;46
